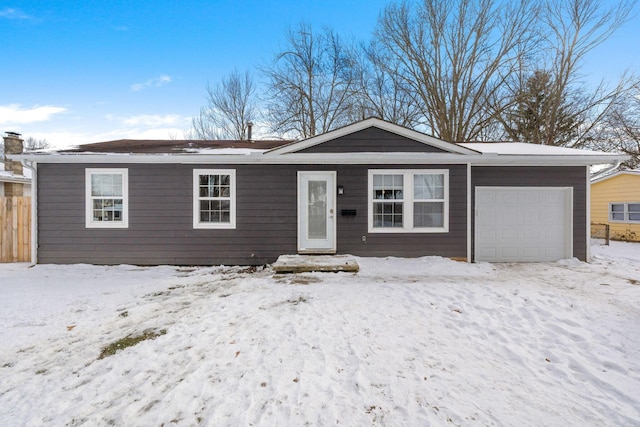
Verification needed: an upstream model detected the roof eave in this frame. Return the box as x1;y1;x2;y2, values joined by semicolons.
0;175;31;184
10;152;627;166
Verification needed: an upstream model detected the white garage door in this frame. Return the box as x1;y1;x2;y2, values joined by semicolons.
475;187;572;262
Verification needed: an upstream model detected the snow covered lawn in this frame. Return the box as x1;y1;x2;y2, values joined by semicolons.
1;241;639;426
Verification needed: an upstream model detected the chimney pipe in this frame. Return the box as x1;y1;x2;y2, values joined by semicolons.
247;122;253;142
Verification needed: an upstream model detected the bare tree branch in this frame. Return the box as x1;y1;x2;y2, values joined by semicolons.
262;23;359;139
376;0;537;141
189;69;258;140
500;0;636;147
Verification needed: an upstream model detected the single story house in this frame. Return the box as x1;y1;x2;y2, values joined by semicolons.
12;118;628;265
591;170;640;242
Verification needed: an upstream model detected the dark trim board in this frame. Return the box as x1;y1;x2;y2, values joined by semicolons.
37;163;469;265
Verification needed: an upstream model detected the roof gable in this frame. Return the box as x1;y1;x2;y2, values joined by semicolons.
266;118;479;155
295;127;449;154
591;170;640;184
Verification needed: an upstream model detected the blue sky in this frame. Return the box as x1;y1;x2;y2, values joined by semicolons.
1;0;638;149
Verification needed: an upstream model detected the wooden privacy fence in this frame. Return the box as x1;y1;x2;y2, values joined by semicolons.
0;196;31;262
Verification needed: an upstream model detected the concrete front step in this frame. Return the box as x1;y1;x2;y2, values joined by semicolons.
272;254;359;274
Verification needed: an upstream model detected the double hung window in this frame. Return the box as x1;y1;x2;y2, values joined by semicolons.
609;203;640;223
369;169;448;233
193;169;236;229
85;168;128;228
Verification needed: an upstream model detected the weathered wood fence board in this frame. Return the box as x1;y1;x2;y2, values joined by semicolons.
0;196;31;263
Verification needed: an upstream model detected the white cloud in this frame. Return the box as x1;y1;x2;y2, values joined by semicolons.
9;110;190;150
0;8;32;20
27;127;188;150
0;104;67;125
120;114;190;127
131;75;172;92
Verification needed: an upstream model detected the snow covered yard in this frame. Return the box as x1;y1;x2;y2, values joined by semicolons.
1;242;639;426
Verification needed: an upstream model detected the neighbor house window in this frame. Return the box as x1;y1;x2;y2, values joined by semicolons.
610;202;640;223
193;169;236;229
85;168;128;228
368;169;448;233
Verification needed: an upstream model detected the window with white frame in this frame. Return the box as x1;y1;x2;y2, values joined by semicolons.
368;169;448;233
193;169;236;229
85;168;128;228
609;202;640;223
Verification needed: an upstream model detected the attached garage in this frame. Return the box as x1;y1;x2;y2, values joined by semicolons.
475;187;573;262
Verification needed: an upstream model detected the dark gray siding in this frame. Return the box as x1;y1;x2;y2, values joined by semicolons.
298;127;448;153
37;163;468;265
471;166;587;261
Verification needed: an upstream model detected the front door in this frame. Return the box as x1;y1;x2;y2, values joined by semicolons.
298;171;337;253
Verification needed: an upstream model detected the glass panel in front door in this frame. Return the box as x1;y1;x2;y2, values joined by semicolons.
308;180;327;239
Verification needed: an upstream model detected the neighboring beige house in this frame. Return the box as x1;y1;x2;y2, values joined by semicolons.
1;132;32;263
0;164;31;196
1;132;31;196
591;170;640;242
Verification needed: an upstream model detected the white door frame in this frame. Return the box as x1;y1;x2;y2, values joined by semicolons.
297;171;337;254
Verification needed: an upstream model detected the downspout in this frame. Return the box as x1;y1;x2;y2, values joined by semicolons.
467;162;472;262
20;160;37;265
586;165;591;262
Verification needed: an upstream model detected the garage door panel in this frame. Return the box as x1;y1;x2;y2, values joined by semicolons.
500;228;519;240
475;187;572;262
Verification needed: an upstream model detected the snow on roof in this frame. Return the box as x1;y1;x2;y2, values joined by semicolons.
61;139;290;154
182;147;267;155
0;163;32;180
458;142;609;156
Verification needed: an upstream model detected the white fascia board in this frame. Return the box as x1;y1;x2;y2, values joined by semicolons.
0;175;31;184
265;118;480;156
11;152;475;164
11;152;626;166
472;154;629;167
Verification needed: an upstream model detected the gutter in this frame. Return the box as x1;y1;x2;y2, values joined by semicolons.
589;160;621;181
0;175;31;184
10;152;630;167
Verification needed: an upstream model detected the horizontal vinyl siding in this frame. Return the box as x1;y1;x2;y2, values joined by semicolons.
299;127;447;153
37;163;468;265
471;166;587;261
591;174;640;241
336;164;467;258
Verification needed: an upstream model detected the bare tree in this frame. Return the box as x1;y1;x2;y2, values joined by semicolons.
500;0;636;147
24;137;51;151
189;69;258;140
353;40;422;127
590;80;640;168
263;23;358;139
376;0;537;142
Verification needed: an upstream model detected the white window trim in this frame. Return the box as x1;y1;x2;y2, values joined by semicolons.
85;168;129;229
193;169;236;229
609;202;640;223
368;169;449;233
